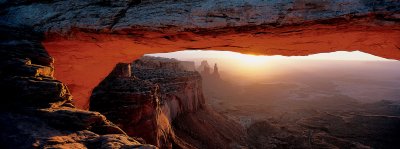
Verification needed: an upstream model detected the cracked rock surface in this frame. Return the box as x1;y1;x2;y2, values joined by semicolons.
1;0;399;33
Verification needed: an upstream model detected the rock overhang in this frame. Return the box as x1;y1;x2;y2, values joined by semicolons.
2;0;399;109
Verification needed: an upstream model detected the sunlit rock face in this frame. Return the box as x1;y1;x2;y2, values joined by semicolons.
90;57;206;148
1;0;400;109
0;27;155;149
90;57;247;148
90;63;167;147
132;56;205;120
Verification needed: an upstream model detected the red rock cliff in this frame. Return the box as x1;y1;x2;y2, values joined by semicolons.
90;62;178;148
0;27;155;149
90;56;246;148
131;56;205;121
90;57;205;148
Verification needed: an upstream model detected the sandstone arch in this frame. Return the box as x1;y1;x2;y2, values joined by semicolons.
2;0;398;109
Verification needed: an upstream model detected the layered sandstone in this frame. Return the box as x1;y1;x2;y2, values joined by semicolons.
0;27;154;149
1;0;399;107
90;63;172;147
131;56;205;120
132;57;246;148
2;0;399;33
90;57;204;148
90;56;246;148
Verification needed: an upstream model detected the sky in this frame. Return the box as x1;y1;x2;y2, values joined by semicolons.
146;50;397;83
147;50;393;62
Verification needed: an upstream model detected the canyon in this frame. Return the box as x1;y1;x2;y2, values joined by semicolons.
1;0;400;148
90;56;246;148
200;59;400;149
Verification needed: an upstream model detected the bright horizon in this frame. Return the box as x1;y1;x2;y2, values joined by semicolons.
146;50;398;82
147;50;394;62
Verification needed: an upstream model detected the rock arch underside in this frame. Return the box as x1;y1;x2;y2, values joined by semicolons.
1;0;400;148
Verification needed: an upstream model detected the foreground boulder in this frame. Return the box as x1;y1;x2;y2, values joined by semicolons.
0;108;155;149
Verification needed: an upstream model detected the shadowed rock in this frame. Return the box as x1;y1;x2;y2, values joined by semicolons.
0;27;155;149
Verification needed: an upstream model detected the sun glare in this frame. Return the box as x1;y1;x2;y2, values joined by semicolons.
146;50;394;79
146;50;393;76
230;53;268;67
147;50;392;62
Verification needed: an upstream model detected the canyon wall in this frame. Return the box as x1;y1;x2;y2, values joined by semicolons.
131;57;247;149
90;62;175;148
90;57;205;148
131;56;205;121
0;27;154;148
90;56;246;148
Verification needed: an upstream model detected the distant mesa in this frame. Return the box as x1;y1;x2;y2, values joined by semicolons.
180;61;196;71
136;56;196;71
197;60;221;80
197;60;211;75
213;63;221;79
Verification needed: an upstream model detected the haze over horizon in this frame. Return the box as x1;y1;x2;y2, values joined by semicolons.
147;50;400;103
147;50;395;62
147;50;400;82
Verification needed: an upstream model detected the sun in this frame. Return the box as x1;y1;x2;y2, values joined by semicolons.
233;54;268;67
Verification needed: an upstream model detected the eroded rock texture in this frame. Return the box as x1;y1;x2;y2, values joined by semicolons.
1;0;399;32
90;63;168;147
90;56;247;148
131;56;205;120
1;0;399;108
0;27;155;149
